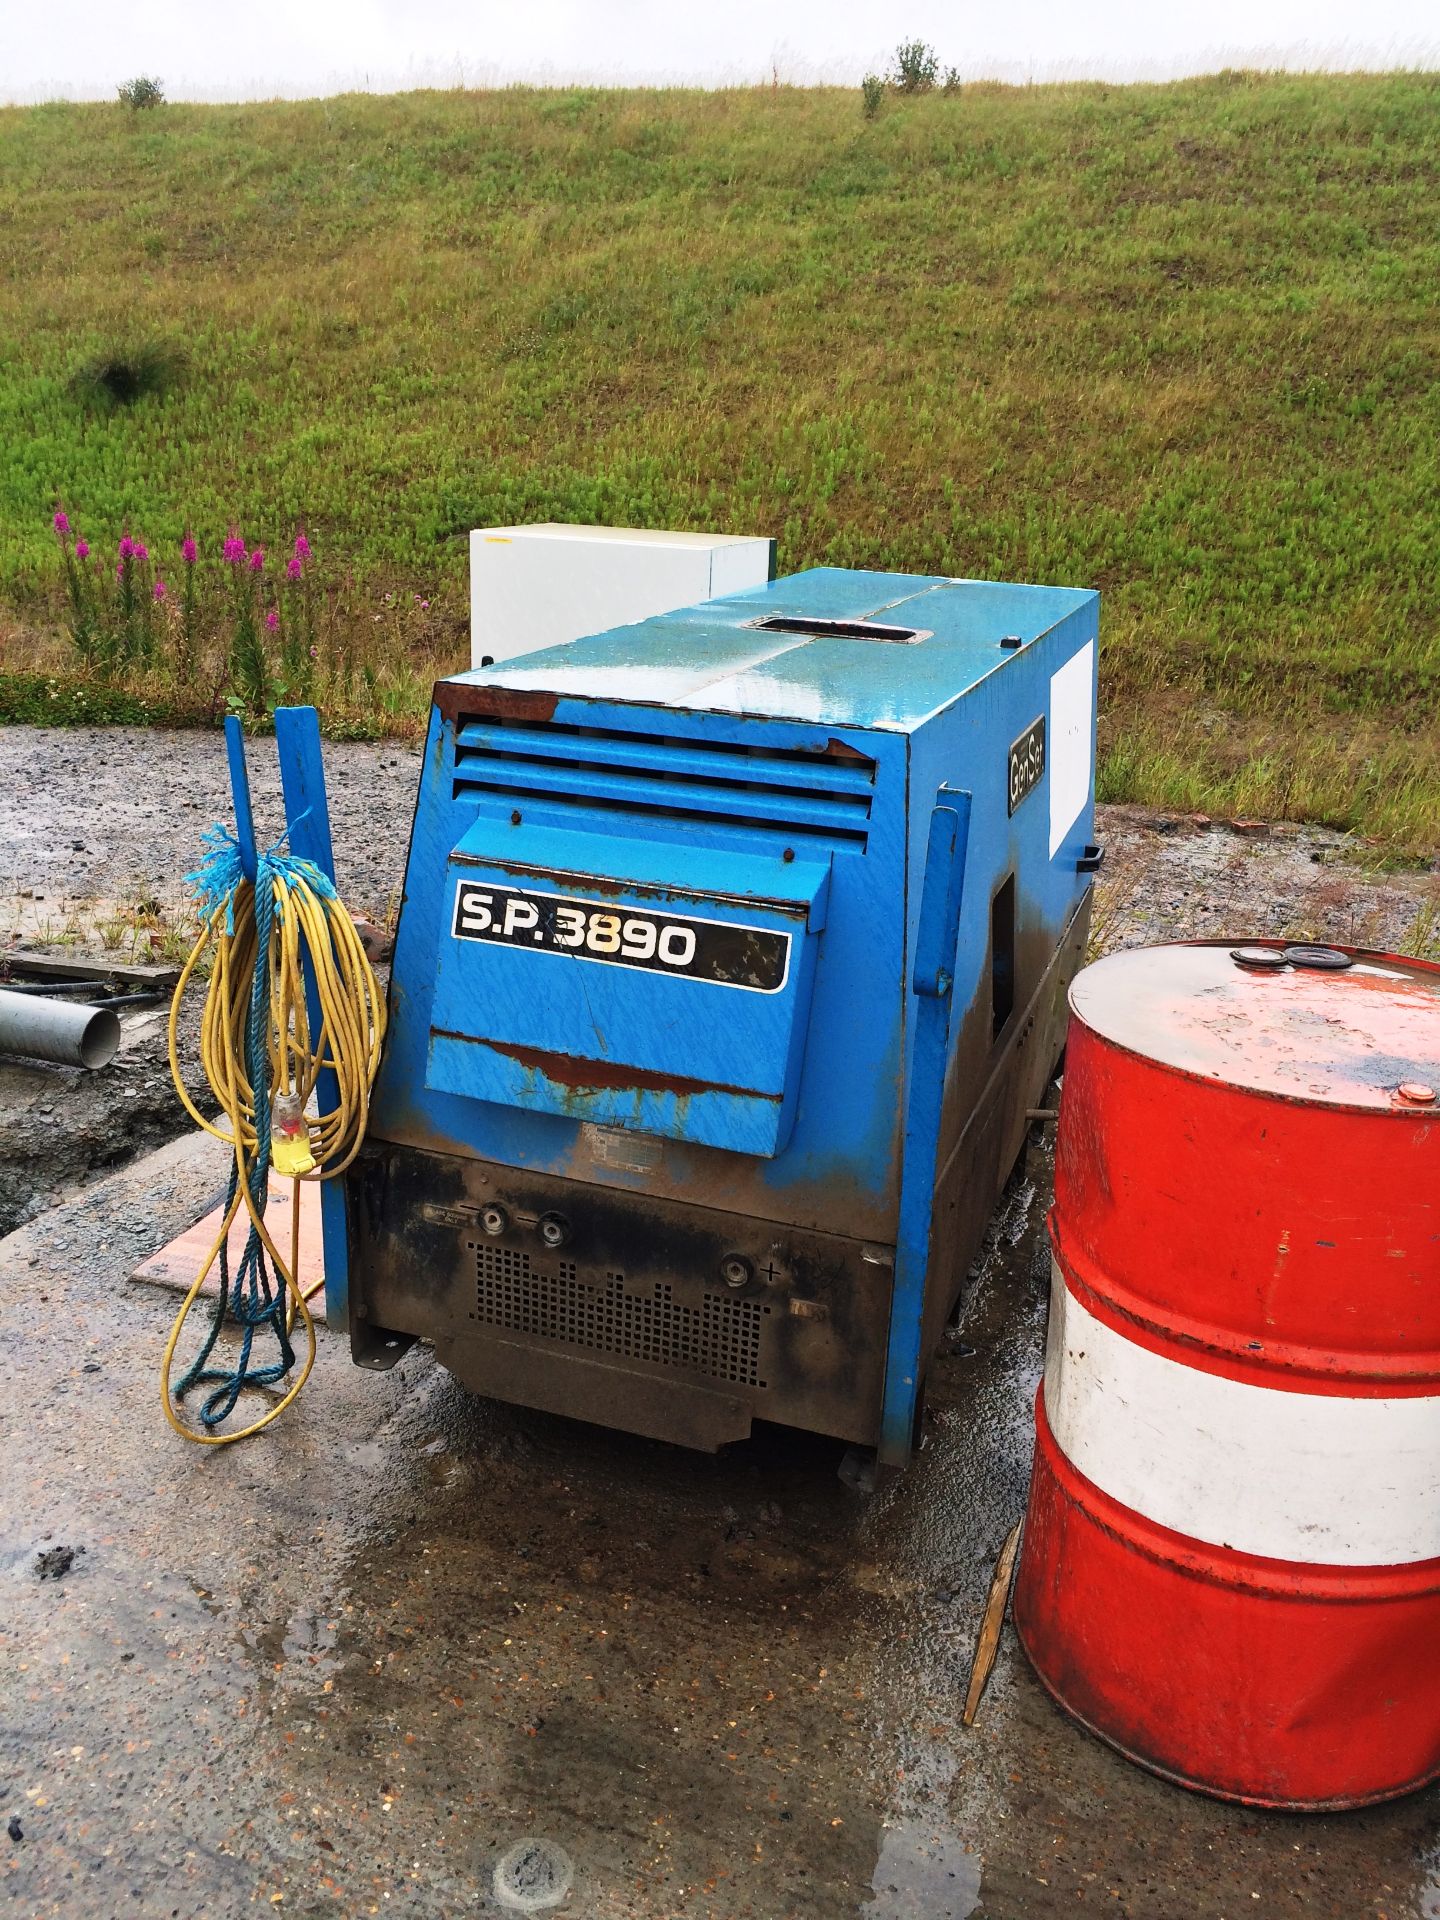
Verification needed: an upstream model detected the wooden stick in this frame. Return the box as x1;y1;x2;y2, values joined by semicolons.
962;1519;1023;1726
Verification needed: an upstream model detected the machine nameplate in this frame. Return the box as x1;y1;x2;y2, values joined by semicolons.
452;880;792;992
1008;715;1046;816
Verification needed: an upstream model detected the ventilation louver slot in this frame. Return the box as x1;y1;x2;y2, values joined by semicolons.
453;714;873;855
469;1242;769;1388
746;614;928;644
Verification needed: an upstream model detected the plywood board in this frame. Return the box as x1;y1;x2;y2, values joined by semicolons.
130;1175;327;1320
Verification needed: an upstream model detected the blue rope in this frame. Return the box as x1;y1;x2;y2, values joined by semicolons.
172;823;337;1429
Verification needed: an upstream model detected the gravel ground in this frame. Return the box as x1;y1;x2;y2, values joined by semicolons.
2;725;1432;962
0;727;422;1235
0;724;422;935
2;723;1439;1920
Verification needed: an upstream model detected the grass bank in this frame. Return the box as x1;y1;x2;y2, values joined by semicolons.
0;73;1437;843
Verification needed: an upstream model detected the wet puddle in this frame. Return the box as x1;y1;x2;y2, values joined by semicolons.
193;1155;1059;1913
1420;1845;1440;1919
861;1819;982;1918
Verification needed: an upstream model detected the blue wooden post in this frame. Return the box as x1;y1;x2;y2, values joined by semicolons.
878;786;973;1467
273;706;350;1335
223;715;259;882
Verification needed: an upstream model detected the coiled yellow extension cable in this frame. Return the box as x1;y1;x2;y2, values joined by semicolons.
163;856;385;1444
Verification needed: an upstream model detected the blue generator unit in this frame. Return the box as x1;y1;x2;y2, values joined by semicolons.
345;567;1099;1464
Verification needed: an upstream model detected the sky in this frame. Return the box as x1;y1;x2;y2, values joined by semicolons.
2;0;1436;103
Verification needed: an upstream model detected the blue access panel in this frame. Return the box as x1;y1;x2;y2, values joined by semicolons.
427;818;830;1156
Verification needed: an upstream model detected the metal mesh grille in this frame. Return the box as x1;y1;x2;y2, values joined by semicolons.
469;1243;768;1388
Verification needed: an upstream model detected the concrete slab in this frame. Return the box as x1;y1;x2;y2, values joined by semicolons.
2;1131;1436;1920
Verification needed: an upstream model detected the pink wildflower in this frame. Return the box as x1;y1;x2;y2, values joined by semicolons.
293;532;311;561
420;599;430;610
182;534;197;565
250;548;265;572
308;645;318;658
223;533;247;565
75;539;90;560
286;555;303;582
53;509;70;535
133;540;149;563
153;578;167;601
119;535;135;561
265;608;279;631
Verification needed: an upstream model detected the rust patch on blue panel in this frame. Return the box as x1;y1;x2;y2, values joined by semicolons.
434;681;560;728
478;1037;779;1105
822;736;875;765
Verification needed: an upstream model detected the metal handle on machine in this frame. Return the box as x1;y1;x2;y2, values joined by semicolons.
879;786;974;1468
911;788;973;999
1076;842;1104;874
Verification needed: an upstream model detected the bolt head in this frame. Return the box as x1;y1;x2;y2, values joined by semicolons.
480;1205;508;1236
1397;1082;1437;1107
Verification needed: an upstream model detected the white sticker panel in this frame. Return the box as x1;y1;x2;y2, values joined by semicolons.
1048;641;1095;858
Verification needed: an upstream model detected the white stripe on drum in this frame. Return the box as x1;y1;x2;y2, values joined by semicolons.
1044;1263;1440;1567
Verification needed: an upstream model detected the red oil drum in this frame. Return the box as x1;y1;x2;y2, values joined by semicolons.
1013;938;1440;1809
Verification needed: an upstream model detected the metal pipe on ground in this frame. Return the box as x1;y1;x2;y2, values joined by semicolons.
0;988;122;1069
0;979;119;996
0;981;162;1009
